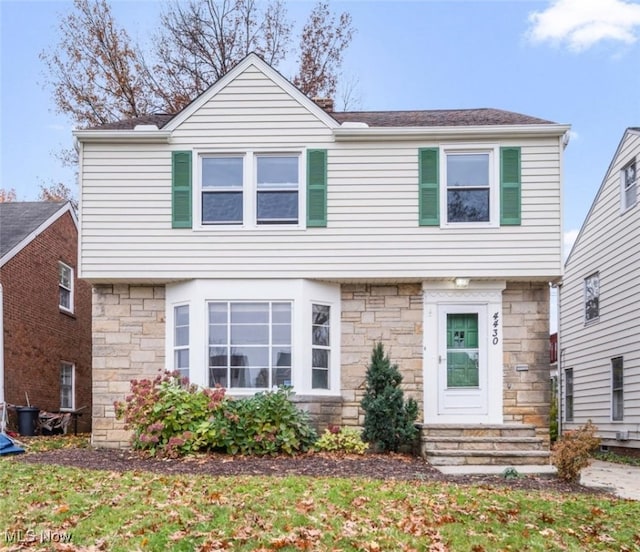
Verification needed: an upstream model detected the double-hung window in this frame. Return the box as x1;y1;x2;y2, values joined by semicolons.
59;262;73;313
256;155;299;224
60;362;75;410
174;305;190;381
208;302;292;389
612;357;624;421
621;159;637;211
446;152;491;223
584;272;600;323
202;156;244;224
312;304;331;389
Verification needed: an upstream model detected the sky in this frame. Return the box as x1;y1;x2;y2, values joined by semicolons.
2;0;640;252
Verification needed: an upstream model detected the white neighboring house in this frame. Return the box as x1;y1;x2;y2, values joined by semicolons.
560;127;640;453
74;53;570;464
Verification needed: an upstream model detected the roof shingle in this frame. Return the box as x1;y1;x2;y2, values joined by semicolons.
0;202;67;258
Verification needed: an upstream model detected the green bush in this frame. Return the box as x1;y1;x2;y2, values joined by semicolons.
115;373;316;457
361;342;418;453
552;420;601;482
314;426;368;455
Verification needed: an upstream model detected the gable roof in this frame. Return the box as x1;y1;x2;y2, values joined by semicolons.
565;127;640;265
0;201;76;266
82;52;557;134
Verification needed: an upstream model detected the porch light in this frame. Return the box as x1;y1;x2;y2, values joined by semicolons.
454;278;470;289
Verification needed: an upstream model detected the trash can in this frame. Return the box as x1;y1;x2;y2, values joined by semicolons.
16;407;39;436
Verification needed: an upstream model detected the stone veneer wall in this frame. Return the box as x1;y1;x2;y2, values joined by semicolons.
92;284;166;448
502;282;551;445
340;284;424;427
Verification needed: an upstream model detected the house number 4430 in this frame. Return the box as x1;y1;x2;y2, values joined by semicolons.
492;312;499;345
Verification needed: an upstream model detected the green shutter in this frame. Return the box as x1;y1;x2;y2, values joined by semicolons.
419;148;439;226
500;147;521;226
172;151;192;228
307;149;327;227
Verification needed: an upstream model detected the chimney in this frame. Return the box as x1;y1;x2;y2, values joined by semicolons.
313;97;334;112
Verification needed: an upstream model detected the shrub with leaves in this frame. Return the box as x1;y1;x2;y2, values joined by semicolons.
115;373;316;457
552;420;601;482
361;342;418;452
314;426;368;455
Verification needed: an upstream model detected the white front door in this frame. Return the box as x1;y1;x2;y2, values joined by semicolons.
422;281;505;424
437;305;488;417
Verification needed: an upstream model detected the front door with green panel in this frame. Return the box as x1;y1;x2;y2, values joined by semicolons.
438;305;488;417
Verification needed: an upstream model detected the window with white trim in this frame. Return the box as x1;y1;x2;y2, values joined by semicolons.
166;280;340;395
174;305;190;381
312;304;331;389
208;302;292;389
441;147;498;226
200;153;300;226
621;159;637;211
612;356;623;421
60;362;75;410
58;262;74;313
584;272;600;323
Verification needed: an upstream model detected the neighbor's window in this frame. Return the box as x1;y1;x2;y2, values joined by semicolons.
446;152;491;223
565;367;574;422
621;159;637;211
58;262;74;313
312;304;331;389
612;356;624;421
174;305;190;381
201;156;244;224
256;155;299;224
208;302;292;389
60;362;75;410
584;272;600;323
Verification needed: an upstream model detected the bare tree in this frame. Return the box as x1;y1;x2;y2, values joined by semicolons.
293;1;354;99
38;182;78;210
0;189;17;203
40;0;159;127
41;0;355;128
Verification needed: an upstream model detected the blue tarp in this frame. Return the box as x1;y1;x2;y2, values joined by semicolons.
0;433;24;455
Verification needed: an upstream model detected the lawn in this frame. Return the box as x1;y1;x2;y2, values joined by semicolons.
1;448;639;551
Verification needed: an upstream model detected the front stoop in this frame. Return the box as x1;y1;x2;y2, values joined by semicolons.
418;424;551;466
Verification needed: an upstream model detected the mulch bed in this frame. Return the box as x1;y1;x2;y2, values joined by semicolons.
15;448;610;496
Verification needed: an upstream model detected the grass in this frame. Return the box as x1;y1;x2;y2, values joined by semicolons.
593;450;640;467
1;438;640;551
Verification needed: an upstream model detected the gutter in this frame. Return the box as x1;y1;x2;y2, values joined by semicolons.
333;123;572;142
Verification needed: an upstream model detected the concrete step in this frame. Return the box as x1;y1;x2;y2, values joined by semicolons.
427;449;551;466
422;436;545;452
419;424;538;438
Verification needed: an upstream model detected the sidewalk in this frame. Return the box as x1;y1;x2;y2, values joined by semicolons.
580;460;640;500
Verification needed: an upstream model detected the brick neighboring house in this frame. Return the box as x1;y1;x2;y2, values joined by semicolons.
75;54;570;464
0;201;92;432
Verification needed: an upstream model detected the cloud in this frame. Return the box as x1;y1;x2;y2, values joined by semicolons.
527;0;640;51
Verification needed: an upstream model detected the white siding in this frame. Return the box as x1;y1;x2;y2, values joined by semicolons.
560;130;640;446
79;63;563;282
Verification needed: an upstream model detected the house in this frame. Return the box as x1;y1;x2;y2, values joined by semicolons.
559;128;640;455
0;201;92;433
74;53;570;464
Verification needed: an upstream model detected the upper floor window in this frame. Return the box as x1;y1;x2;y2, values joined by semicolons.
200;153;300;227
446;152;491;223
202;157;243;224
59;262;74;313
60;362;75;410
621;159;637;212
612;356;624;421
584;272;600;323
419;146;520;228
